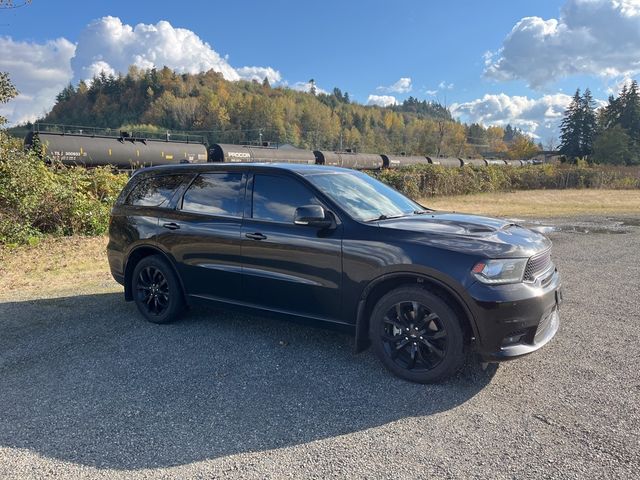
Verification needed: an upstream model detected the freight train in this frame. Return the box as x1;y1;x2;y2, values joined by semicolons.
25;127;528;170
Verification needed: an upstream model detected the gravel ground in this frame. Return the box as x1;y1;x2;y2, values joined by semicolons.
0;216;639;479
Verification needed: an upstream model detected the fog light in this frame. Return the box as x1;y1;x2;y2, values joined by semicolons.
502;332;526;346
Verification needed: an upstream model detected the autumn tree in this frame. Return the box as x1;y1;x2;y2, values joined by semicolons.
507;134;539;160
0;72;19;125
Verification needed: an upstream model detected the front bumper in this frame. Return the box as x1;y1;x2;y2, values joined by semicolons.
467;268;562;361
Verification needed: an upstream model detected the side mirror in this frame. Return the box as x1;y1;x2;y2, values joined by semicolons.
294;205;334;229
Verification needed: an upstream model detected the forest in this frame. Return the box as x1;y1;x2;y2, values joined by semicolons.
38;66;537;159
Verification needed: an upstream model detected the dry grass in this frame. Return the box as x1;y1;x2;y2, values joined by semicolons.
0;236;119;301
422;189;640;217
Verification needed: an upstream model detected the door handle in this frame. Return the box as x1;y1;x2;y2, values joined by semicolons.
245;232;267;241
162;222;180;230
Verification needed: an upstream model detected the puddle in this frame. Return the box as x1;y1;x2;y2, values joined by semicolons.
516;217;640;235
549;225;629;234
607;217;640;227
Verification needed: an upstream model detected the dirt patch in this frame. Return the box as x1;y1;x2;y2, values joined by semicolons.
0;236;119;301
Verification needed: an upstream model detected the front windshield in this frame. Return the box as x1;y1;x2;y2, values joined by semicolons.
305;171;427;222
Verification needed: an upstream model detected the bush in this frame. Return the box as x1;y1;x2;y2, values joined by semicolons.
372;163;640;198
0;132;128;246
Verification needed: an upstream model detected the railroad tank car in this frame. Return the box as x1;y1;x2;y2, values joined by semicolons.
486;159;508;166
381;154;432;168
210;143;316;164
462;158;489;167
505;160;527;167
504;159;525;166
25;132;208;168
313;150;384;169
427;157;464;167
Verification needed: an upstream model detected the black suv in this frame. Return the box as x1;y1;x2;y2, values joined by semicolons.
108;163;562;383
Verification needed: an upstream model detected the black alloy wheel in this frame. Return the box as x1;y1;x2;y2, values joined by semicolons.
131;255;184;324
136;266;170;316
381;301;448;372
370;286;464;383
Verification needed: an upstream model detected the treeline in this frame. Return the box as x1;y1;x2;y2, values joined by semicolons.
560;82;640;165
42;66;536;158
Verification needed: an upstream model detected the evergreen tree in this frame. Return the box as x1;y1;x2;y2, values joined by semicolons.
591;125;633;165
503;124;515;142
580;88;597;156
619;80;640;140
560;89;584;160
55;83;76;103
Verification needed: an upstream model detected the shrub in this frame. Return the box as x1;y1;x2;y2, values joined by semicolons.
372;163;640;198
0;132;128;245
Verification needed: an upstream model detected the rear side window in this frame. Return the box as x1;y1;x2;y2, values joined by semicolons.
127;174;187;207
252;174;319;223
181;173;244;217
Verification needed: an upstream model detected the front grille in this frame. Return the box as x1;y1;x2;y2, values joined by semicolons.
524;248;552;282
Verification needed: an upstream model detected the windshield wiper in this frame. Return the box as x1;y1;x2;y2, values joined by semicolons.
366;213;408;222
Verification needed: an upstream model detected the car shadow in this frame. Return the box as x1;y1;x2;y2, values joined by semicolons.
0;292;497;470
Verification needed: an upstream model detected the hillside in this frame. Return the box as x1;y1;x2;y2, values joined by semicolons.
40;66;530;157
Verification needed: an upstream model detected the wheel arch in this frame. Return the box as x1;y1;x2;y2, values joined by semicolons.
123;245;186;302
354;272;479;353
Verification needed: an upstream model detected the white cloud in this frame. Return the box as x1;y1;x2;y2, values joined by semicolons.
288;81;328;95
235;66;281;84
72;16;281;84
0;36;75;124
376;77;412;93
451;93;575;139
367;94;398;107
438;81;454;90
485;0;640;88
1;16;282;124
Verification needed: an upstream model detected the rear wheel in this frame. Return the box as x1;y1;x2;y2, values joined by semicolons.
132;255;184;324
369;286;464;383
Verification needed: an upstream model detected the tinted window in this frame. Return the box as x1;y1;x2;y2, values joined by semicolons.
181;173;244;217
128;174;187;207
252;174;318;223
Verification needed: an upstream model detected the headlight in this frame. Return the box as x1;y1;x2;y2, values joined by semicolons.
472;258;527;284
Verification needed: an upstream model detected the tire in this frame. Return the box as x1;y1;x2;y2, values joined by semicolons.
131;254;185;324
369;286;464;383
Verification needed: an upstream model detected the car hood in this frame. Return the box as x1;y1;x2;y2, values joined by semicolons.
375;212;551;258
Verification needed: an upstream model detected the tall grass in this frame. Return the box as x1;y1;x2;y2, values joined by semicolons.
373;164;640;198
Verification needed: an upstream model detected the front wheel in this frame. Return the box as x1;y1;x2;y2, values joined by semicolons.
131;255;184;324
369;286;464;383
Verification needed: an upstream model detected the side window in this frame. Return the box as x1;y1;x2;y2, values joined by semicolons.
181;173;244;217
127;174;187;207
252;174;318;223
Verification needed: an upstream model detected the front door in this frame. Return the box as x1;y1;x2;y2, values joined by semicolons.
240;173;342;321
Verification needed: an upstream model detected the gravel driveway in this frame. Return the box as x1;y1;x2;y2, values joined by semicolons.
0;216;639;479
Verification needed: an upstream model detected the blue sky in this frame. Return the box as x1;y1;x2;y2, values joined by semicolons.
2;0;639;141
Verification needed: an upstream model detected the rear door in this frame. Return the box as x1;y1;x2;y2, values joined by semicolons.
157;171;246;301
240;173;343;321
